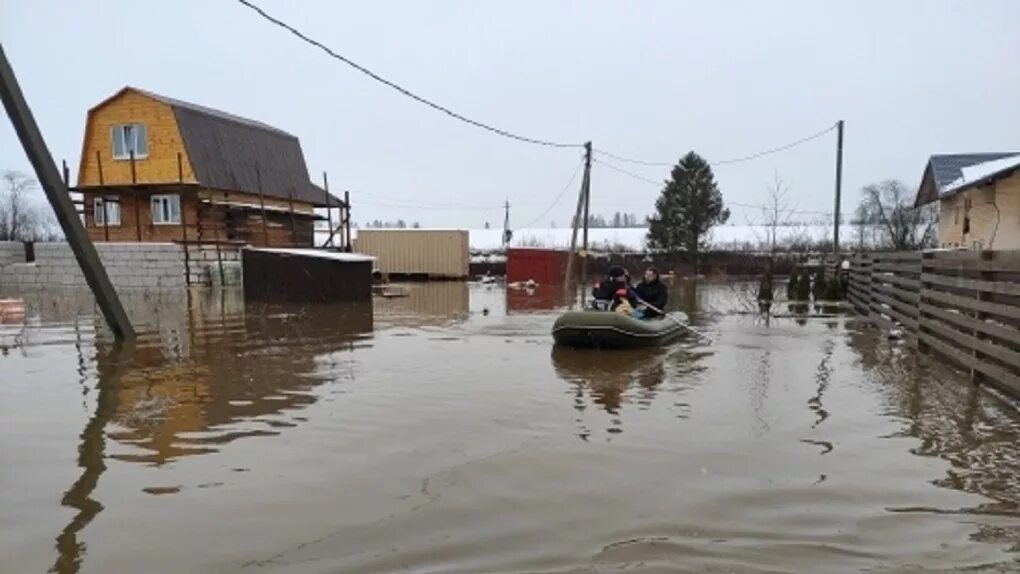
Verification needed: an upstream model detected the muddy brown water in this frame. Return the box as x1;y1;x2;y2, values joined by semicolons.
2;282;1020;573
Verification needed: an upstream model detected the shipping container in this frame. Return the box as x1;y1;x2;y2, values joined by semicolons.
354;230;469;279
506;248;581;286
242;248;374;303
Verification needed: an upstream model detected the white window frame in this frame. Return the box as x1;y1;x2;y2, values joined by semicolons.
150;194;181;225
93;197;121;226
111;123;148;160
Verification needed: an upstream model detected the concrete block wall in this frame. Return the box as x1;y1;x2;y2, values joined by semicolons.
185;245;242;286
0;242;187;290
0;242;24;267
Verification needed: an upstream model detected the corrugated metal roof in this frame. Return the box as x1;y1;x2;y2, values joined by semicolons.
915;152;1020;206
132;88;344;208
929;153;1019;191
939;154;1020;197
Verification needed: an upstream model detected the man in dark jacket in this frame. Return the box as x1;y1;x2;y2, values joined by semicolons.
634;267;668;318
592;266;637;310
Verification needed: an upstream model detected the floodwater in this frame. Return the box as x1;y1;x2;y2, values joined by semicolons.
2;281;1020;573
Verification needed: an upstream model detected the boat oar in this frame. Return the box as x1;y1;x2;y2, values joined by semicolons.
634;297;711;343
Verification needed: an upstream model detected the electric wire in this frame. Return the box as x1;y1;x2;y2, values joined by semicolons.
594;123;837;167
238;0;583;149
517;160;585;229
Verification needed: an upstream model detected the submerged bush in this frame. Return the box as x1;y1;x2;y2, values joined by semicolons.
812;269;828;301
786;269;799;301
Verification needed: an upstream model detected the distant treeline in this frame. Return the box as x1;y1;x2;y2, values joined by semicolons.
570;212;646;229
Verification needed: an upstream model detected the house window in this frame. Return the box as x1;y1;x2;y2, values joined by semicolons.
111;123;148;160
151;194;181;225
93;198;121;226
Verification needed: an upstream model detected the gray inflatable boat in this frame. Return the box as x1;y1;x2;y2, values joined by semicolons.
551;310;689;348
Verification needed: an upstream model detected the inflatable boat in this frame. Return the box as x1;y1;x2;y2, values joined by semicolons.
551;310;690;348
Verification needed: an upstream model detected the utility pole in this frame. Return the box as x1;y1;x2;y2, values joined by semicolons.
833;119;844;254
564;141;593;307
0;43;134;339
502;198;511;247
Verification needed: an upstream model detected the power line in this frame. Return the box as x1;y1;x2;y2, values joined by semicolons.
595;157;849;217
592;159;662;186
712;123;837;165
355;191;501;210
357;199;502;212
237;0;583;149
518;160;585;229
593;123;838;168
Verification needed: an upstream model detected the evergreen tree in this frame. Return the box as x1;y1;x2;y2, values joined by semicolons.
646;152;729;272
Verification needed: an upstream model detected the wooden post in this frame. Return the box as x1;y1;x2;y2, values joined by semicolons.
564;141;592;308
286;186;298;246
130;149;141;241
178;153;191;286
255;163;269;246
972;250;994;384
581;141;592;300
344;190;351;252
95;151;110;242
323;171;333;248
209;189;225;286
833;119;844;254
0;44;133;339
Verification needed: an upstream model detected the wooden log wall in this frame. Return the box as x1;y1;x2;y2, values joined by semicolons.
847;250;1020;398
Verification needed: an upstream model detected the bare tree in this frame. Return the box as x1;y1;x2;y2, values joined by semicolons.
1;170;60;241
852;202;871;250
763;174;797;259
859;180;936;251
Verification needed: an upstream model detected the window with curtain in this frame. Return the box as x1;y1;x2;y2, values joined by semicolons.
93;198;121;226
111;123;148;160
150;194;181;225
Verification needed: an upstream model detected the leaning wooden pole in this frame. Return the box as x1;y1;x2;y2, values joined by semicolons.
323;171;333;248
96;151;110;242
286;186;298;246
130;150;141;241
255;163;269;246
344;190;351;252
177;153;191;286
563;141;592;308
0;44;133;339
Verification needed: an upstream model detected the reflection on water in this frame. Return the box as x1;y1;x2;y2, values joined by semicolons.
107;299;374;465
551;345;711;440
51;340;133;574
3;282;1020;573
372;282;469;327
847;325;1020;529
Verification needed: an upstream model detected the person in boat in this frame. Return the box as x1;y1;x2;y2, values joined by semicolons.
592;266;638;311
634;267;668;319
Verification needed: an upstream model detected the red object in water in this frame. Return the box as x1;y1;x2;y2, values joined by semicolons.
506;248;578;286
0;298;25;325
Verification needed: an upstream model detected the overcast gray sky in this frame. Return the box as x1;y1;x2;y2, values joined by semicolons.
2;0;1018;228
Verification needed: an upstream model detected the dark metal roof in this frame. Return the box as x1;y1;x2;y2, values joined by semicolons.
135;88;344;208
914;152;1020;207
930;153;1018;190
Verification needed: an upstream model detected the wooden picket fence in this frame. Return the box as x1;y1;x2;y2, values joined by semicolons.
848;250;1020;398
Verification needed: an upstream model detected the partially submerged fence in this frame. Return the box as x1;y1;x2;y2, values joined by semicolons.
848;250;1020;398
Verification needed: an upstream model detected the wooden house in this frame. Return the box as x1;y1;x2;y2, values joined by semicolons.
915;153;1020;250
74;87;346;247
